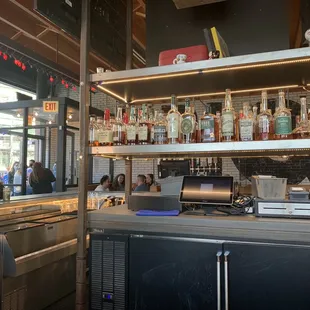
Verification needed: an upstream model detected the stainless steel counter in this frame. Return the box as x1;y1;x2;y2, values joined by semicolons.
88;205;310;244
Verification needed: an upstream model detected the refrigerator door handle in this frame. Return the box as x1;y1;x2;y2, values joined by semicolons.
224;251;230;310
216;251;223;310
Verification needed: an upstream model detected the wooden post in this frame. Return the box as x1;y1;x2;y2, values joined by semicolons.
125;159;132;204
76;0;90;309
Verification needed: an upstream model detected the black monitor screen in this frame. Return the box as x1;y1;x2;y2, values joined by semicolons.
179;176;233;205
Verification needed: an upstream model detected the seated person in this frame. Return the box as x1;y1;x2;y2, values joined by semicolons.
134;175;150;192
95;175;110;192
146;173;159;188
112;174;125;191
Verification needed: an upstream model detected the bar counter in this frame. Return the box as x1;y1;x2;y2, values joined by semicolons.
88;204;310;244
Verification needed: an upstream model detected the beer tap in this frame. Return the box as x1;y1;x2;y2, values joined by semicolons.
190;158;195;175
207;157;212;175
213;157;218;175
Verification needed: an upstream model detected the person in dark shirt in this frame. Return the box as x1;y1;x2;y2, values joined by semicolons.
112;174;125;191
134;175;149;192
29;162;56;194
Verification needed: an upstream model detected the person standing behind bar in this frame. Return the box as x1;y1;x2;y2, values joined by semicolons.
134;175;149;192
29;162;56;194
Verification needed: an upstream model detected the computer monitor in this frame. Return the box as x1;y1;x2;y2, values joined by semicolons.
179;176;233;205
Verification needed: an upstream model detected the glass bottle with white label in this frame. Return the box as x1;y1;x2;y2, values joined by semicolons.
126;106;137;145
138;104;150;144
257;91;273;141
96;116;104;146
221;89;236;142
154;110;167;144
98;109;113;146
239;102;254;141
200;104;217;143
293;96;310;139
167;95;181;144
181;98;195;143
112;107;125;145
148;107;155;144
89;115;98;146
274;90;292;140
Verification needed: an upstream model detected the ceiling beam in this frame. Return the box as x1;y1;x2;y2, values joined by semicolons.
37;28;50;39
136;0;146;9
8;0;117;70
0;16;85;69
11;31;22;40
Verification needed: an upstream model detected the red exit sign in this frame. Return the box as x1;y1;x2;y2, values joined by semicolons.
43;101;59;113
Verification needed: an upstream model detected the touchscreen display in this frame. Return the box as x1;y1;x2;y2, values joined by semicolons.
180;176;233;205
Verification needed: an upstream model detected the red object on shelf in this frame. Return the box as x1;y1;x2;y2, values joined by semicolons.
158;45;209;66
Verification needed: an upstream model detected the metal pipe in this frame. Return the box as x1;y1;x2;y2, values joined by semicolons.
224;251;230;310
21;108;28;195
76;0;90;309
216;251;222;310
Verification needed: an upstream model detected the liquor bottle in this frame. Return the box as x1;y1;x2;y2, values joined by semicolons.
148;108;155;144
100;109;113;146
89;115;98;146
252;106;259;140
221;89;236;142
193;109;200;143
138;104;150;144
293;96;310;139
167;94;181;144
239;102;254;141
200;104;217;142
96;116;104;146
216;111;222;142
274;90;292;140
126;106;137;145
112;107;125;145
154;110;167;144
181;98;196;143
257;91;273;141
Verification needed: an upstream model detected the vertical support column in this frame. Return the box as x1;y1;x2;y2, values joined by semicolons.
76;0;90;309
109;158;114;181
125;0;133;103
56;101;67;192
125;0;133;202
125;159;132;203
126;0;133;70
36;71;49;99
88;156;93;184
21;108;28;195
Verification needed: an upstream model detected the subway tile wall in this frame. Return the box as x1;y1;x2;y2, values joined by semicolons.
56;85;310;185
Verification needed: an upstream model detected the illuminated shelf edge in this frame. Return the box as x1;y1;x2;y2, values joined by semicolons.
89;140;310;158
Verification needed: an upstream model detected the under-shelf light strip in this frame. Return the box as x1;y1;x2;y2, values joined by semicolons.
96;85;126;102
100;57;310;85
130;84;300;103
